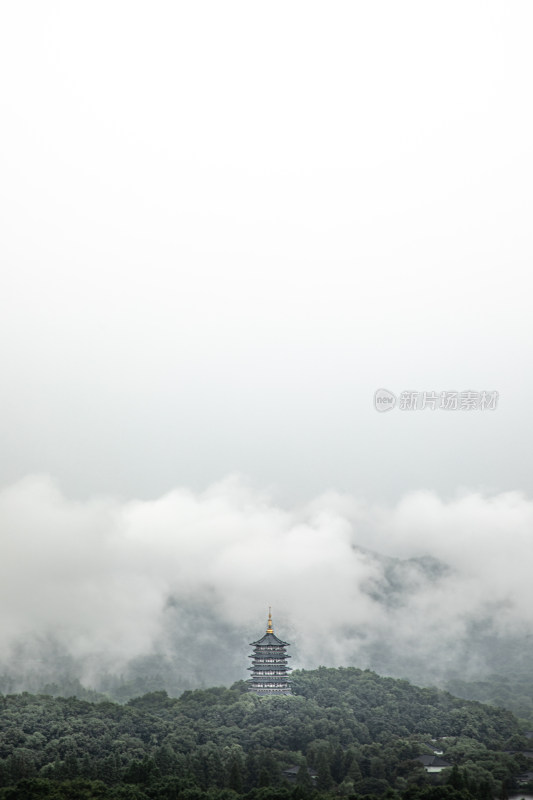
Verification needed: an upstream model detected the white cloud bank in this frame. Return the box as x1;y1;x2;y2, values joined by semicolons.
1;475;532;690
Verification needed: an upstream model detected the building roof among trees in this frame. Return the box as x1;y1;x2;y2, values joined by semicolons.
415;755;452;768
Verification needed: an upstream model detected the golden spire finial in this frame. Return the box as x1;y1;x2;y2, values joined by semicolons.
266;606;273;633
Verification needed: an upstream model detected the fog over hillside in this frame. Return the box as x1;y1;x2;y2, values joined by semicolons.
1;474;532;695
1;3;533;705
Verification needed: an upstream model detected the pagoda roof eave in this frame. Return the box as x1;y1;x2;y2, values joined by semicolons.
250;632;290;646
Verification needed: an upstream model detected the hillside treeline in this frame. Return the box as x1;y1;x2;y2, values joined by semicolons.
446;673;533;726
0;667;530;800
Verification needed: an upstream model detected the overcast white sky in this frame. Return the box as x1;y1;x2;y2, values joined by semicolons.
1;1;532;504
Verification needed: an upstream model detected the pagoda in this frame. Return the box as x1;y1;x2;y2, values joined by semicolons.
248;608;292;695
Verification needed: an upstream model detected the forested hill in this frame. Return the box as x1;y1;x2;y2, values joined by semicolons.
445;673;533;726
0;667;530;800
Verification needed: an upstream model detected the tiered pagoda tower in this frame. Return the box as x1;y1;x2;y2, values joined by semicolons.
248;609;292;695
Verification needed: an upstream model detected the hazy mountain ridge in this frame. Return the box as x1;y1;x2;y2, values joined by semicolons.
1;545;533;720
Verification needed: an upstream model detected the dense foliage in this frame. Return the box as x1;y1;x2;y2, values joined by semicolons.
0;667;530;800
446;674;533;727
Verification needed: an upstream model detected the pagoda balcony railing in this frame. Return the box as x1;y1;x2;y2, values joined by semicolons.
250;683;291;689
250;672;288;676
250;657;288;662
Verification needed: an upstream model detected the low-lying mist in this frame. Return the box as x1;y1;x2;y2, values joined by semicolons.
1;474;532;696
